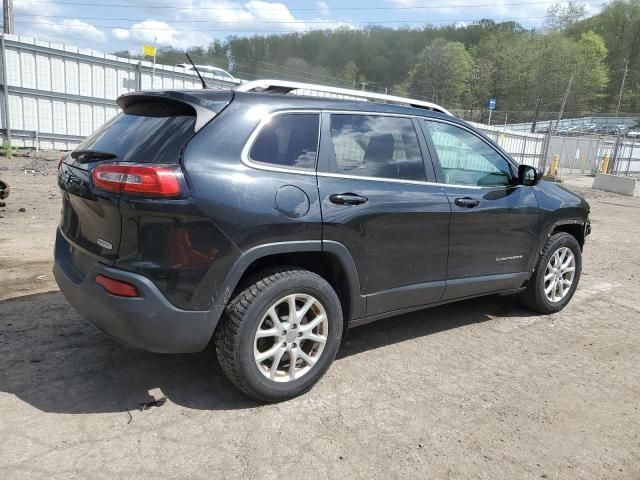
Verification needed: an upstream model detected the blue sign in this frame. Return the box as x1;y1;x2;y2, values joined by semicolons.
488;97;497;110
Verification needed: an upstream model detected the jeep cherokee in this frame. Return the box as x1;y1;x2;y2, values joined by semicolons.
54;80;590;402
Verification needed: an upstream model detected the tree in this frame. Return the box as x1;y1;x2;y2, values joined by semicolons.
113;50;137;59
571;31;610;111
340;61;359;88
545;1;587;31
408;39;472;106
573;0;640;111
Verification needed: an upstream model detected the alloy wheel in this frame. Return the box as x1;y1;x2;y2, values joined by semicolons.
253;293;329;382
543;246;576;303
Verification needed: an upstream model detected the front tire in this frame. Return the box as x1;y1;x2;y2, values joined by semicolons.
521;232;582;314
215;268;343;402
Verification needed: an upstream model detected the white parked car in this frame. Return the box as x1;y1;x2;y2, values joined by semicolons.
626;130;640;138
175;63;236;82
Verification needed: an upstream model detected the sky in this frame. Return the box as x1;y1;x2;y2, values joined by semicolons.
11;0;606;54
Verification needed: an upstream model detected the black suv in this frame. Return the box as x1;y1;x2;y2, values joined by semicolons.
54;81;590;402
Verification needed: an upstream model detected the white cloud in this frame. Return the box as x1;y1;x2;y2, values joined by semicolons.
123;20;213;49
15;0;353;51
103;1;349;50
65;20;107;41
14;0;59;16
386;0;605;25
247;1;298;23
22;18;107;43
178;0;352;34
112;28;131;41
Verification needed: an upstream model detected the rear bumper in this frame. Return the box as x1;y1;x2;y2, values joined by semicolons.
53;229;224;353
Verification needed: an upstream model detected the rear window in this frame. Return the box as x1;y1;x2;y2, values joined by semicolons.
76;103;196;164
249;113;320;170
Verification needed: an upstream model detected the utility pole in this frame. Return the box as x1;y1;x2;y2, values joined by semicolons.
469;68;479;121
554;72;574;134
531;95;542;133
3;0;14;34
151;36;157;87
616;58;629;117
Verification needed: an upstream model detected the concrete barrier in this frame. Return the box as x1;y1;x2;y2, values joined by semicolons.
592;173;639;197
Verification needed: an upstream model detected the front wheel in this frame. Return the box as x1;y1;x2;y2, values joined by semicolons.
521;232;582;314
215;268;343;402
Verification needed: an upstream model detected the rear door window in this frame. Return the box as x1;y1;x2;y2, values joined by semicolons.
327;114;426;182
77;103;197;164
249;113;320;170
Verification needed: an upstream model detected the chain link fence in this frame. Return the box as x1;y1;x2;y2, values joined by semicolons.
470;122;547;170
544;133;640;179
464;117;640;179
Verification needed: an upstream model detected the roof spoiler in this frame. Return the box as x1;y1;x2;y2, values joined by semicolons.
117;90;233;132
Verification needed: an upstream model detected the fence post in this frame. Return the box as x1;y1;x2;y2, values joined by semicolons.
0;34;11;146
600;153;610;173
136;61;142;91
610;132;622;173
627;138;635;176
539;131;551;172
549;155;560;176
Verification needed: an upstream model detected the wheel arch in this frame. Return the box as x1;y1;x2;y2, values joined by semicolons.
550;220;587;250
216;241;365;330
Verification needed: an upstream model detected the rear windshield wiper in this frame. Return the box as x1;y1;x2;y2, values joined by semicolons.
70;149;117;162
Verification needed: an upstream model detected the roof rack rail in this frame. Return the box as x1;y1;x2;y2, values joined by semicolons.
236;79;452;116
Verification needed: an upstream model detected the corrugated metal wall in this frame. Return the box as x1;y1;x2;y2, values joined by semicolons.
0;34;239;150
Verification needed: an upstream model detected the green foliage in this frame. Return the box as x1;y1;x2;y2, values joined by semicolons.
408;39;472;106
572;0;640;111
1;143;17;159
572;31;610;110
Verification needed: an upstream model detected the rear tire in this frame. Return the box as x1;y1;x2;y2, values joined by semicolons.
521;232;582;314
215;267;343;402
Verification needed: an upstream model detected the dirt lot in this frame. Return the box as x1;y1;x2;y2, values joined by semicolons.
1;154;639;479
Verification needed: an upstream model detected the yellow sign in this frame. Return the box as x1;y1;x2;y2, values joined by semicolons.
142;44;156;57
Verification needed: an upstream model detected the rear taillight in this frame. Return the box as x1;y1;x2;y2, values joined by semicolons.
92;163;182;197
57;154;67;171
95;274;139;297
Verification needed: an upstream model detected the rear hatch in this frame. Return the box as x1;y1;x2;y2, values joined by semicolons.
58;90;232;267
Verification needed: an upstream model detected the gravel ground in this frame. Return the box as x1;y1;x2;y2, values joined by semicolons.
1;155;639;479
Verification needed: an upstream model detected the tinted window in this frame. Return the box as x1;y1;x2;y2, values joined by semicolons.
328;114;425;181
250;113;319;170
77;106;196;164
422;120;513;187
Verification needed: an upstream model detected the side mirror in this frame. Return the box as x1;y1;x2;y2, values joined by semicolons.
518;164;541;186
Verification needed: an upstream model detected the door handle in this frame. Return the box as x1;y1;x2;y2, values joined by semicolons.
454;197;480;208
329;193;368;206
